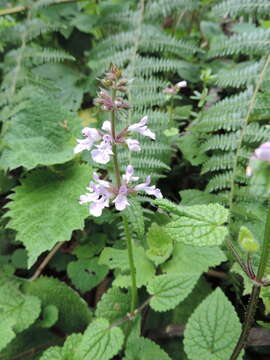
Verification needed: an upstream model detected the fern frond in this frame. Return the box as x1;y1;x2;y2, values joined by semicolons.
201;133;240;152
215;61;265;88
145;0;199;19
212;0;270;17
201;153;235;174
209;29;270;57
23;46;75;64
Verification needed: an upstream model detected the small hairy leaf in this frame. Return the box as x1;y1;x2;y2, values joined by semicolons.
23;276;92;333
146;223;173;266
124;337;171;360
147;274;199;312
95;287;131;323
162;243;226;275
0;281;41;351
164;203;229;246
75;318;124;360
184;288;242;360
6;164;90;267
67;257;108;293
0;92;80;170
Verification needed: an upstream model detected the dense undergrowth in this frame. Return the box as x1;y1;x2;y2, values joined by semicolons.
1;0;270;359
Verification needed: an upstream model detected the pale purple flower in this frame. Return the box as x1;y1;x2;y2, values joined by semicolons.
254;142;270;162
128;116;156;140
113;185;129;210
91;135;113;164
79;173;113;217
246;142;270;177
79;166;163;216
134;175;163;198
74;127;101;154
163;81;187;95
125;138;141;152
102;120;112;133
122;165;139;183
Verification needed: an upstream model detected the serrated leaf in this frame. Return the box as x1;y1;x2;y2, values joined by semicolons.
162;243;226;275
123;199;145;240
164;203;229;246
184;288;242;360
95;287;131;322
75;318;124;360
146;223;173;266
0;281;41;351
124;337;171;360
40;333;82;360
6;164;90;267
100;246;155;288
23;276;92;333
0;92;81;170
67;257;108;293
147;274;199;312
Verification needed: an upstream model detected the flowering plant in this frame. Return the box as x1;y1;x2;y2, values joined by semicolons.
75;65;162;217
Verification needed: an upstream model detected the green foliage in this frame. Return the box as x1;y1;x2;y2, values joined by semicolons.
162;202;229;246
5;164;90;267
184;288;242;360
99;245;155;288
0;277;41;352
0;92;80;170
75;318;124;360
162;243;226;275
124;337;172;360
67;258;108;293
95;287;131;323
146;223;173;265
147;274;199;312
23;276;92;333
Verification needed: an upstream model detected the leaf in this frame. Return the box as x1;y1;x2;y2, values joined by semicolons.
0;92;81;171
162;243;226;275
75;318;124;360
99;246;155;288
73;233;106;259
95;287;131;323
37;305;59;328
123;199;145;240
0;281;41;351
23;276;92;333
162;202;229;246
146;223;173;266
40;334;82;360
147;274;199;312
184;288;242;360
6;164;90;267
124;337;172;360
67;257;108;293
172;277;212;324
0;328;59;360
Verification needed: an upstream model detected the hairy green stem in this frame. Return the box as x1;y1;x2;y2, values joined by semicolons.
122;215;138;312
230;201;270;359
111;89;121;188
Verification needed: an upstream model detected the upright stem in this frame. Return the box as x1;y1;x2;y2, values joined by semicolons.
110;89;137;313
122;215;138;312
230;201;270;360
111;89;121;188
